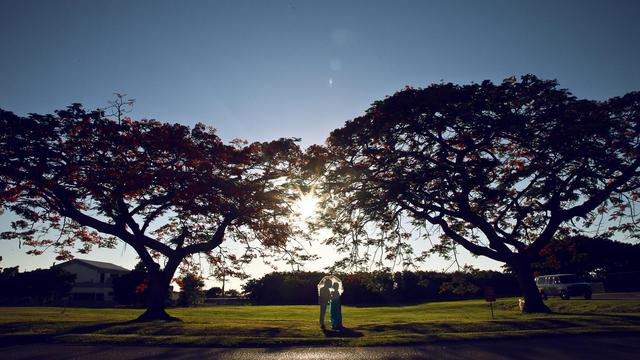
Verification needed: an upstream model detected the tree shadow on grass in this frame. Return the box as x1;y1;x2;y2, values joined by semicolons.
0;320;141;346
61;320;141;335
321;326;363;338
550;312;640;322
347;300;430;308
250;327;282;337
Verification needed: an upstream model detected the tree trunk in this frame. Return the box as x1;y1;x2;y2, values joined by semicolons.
135;270;180;322
222;273;226;297
511;259;551;313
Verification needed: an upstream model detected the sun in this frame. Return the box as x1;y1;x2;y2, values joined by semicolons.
295;193;319;219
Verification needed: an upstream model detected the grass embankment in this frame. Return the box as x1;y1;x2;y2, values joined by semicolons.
1;298;640;347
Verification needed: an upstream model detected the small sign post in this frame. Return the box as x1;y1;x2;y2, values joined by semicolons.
484;287;496;320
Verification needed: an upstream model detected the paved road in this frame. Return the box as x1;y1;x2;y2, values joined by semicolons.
3;334;640;360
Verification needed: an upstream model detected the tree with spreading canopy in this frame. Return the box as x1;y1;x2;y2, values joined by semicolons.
312;75;640;313
0;103;307;320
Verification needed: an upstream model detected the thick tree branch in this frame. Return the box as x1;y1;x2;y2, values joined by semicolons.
178;215;235;256
421;211;508;262
523;213;563;260
171;226;189;250
52;186;175;256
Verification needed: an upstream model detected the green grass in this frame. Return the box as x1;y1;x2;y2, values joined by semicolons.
1;298;640;347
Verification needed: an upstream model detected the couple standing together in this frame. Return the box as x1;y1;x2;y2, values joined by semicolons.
318;278;342;329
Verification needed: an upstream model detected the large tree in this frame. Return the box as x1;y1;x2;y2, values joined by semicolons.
0;104;304;320
315;75;640;312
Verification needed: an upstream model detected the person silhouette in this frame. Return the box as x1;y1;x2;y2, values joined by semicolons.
318;279;332;329
329;282;343;329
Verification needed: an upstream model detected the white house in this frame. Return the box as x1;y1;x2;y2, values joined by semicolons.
54;259;130;305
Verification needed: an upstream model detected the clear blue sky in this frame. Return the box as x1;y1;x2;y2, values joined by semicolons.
1;0;640;288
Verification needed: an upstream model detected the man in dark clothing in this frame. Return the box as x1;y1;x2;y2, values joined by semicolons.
318;279;332;328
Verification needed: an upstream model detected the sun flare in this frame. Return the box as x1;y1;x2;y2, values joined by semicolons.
295;194;319;219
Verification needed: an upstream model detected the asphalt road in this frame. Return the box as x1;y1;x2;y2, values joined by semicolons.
3;334;640;360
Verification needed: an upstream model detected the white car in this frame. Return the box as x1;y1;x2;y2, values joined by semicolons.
535;274;592;300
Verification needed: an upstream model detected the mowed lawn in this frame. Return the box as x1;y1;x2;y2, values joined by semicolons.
1;298;640;347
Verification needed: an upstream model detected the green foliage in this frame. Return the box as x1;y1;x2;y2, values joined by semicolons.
225;289;240;297
243;271;325;305
439;271;481;296
242;270;519;305
527;236;640;292
534;236;640;276
205;287;223;298
0;267;76;305
177;273;205;307
112;270;148;306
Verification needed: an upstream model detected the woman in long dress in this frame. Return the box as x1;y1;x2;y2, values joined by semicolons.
329;282;343;329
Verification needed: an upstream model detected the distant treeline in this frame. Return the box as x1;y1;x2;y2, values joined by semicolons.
531;236;640;293
242;270;521;305
0;266;75;305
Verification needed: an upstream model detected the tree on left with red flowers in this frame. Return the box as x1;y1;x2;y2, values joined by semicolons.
0;103;306;321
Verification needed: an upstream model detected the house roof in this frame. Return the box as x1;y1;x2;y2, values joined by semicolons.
55;258;130;273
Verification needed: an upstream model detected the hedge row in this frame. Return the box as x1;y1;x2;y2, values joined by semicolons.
242;270;521;305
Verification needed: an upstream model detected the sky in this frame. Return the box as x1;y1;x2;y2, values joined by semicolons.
1;0;640;290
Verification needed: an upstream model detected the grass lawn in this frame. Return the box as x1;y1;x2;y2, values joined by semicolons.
1;297;640;347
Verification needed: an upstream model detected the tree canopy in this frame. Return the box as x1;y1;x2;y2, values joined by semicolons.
0;104;306;320
315;75;640;312
176;272;205;307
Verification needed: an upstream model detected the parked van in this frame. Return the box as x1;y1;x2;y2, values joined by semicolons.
535;274;592;300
